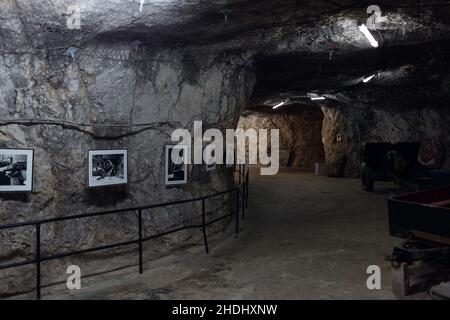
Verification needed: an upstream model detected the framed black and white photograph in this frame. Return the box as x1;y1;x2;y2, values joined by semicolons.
88;149;128;188
165;145;187;185
0;149;34;192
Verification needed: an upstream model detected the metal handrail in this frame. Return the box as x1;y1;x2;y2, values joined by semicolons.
0;165;250;299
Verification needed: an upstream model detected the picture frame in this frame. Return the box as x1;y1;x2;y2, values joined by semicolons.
88;149;128;188
165;145;187;185
0;148;34;192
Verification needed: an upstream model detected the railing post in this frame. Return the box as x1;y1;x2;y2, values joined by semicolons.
246;169;249;209
138;209;143;274
201;199;209;254
242;182;246;221
238;164;242;185
35;223;41;300
235;189;239;234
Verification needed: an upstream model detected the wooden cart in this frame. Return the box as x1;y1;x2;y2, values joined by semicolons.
387;186;450;295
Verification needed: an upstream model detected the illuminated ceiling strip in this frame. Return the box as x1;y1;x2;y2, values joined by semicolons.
363;74;376;83
359;24;379;48
272;101;286;109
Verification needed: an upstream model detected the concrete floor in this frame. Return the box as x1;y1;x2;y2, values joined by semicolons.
12;168;431;299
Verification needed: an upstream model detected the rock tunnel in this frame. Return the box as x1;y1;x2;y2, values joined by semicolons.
1;0;450;300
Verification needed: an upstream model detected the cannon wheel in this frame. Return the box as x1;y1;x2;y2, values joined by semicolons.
391;261;410;296
361;166;375;192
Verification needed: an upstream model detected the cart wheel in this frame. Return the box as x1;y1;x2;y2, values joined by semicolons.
361;166;375;192
391;261;410;296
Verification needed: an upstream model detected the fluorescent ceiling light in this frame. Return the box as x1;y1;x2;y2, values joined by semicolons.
272;101;286;109
363;74;376;83
359;24;379;48
311;96;326;101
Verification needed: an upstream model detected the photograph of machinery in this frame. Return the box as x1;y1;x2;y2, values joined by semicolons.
88;149;128;188
0;149;33;192
1;0;450;305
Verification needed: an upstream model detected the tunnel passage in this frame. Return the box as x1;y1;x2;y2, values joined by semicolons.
245;40;450;177
238;105;325;170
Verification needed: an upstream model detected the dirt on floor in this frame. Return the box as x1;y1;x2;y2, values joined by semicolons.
10;168;441;300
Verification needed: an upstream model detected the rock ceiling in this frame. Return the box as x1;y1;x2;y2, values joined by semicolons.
1;0;450;108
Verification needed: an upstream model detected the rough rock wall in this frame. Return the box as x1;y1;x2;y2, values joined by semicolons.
238;108;325;169
0;38;253;296
321;103;450;177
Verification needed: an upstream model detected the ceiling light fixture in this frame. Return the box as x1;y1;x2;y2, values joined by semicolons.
359;24;379;48
363;74;376;83
272;101;286;109
139;0;145;12
311;96;326;101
